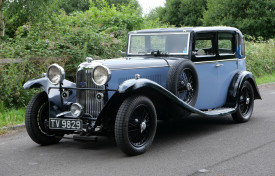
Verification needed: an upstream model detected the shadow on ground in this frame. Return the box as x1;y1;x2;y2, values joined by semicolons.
40;115;236;152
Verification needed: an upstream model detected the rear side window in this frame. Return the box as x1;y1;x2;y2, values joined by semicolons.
194;33;215;56
218;33;235;55
195;40;212;51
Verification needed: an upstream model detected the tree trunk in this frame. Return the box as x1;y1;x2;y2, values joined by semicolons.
1;19;5;37
0;0;5;37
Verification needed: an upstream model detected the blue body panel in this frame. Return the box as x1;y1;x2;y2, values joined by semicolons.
194;59;238;109
194;62;218;109
107;67;169;98
217;60;238;107
238;58;246;71
103;58;242;110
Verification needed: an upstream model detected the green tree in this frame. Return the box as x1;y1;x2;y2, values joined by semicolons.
57;0;141;15
106;0;140;8
146;6;165;21
59;0;90;14
157;0;207;27
2;0;59;38
203;0;275;39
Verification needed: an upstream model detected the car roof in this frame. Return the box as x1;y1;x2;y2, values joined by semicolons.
128;26;243;36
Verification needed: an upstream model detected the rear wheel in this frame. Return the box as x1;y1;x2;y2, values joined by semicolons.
232;81;254;123
115;95;157;155
25;92;63;145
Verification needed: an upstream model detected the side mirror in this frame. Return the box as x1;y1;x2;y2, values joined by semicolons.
118;50;126;57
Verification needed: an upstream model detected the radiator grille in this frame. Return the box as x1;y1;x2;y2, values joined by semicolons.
76;69;104;117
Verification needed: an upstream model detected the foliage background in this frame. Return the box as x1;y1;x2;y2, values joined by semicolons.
0;0;274;110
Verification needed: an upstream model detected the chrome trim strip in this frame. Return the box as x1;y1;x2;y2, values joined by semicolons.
194;58;238;64
238;57;246;60
110;65;169;71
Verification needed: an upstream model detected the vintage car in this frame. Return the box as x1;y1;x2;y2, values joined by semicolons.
23;27;261;155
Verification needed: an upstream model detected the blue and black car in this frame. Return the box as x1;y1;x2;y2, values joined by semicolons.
23;27;261;155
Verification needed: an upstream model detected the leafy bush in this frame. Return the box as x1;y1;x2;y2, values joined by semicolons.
1;3;166;61
0;58;68;109
0;3;167;109
246;39;275;77
0;61;38;109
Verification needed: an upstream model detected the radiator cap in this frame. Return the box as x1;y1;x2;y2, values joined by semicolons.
86;57;93;63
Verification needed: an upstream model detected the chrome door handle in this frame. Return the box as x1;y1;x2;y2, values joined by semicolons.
216;63;224;67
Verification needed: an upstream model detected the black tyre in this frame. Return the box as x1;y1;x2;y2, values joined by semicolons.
115;95;157;156
232;81;254;123
25;92;63;145
166;59;199;116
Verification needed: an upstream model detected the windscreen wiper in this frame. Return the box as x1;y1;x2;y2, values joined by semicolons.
150;50;169;56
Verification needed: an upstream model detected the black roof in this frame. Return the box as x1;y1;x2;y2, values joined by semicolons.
128;26;242;36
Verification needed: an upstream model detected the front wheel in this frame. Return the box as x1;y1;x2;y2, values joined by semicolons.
25;92;63;145
232;81;255;123
115;95;157;156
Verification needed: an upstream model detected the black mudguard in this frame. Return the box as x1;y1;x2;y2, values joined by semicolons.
23;77;51;93
23;77;76;117
96;78;237;127
225;71;262;108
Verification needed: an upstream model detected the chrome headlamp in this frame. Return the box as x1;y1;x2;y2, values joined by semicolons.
46;64;65;85
92;65;111;86
70;103;83;117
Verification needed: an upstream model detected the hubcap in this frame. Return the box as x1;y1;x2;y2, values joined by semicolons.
128;105;151;147
140;121;146;133
178;68;195;103
246;98;250;105
186;83;192;91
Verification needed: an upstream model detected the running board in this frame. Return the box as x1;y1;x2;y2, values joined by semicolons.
199;108;236;117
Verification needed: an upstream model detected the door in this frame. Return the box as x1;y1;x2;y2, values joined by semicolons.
192;32;220;109
216;32;238;106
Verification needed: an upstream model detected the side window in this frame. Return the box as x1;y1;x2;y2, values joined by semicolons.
218;33;235;55
194;33;215;56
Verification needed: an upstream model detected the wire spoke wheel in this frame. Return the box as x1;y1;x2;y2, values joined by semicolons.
239;87;251;116
178;68;195;103
232;81;254;123
115;96;157;156
37;102;53;135
25;92;63;145
128;104;151;147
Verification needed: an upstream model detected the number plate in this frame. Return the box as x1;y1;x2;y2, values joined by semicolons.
49;118;82;130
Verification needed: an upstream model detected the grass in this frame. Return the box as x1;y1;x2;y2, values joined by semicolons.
255;72;275;85
0;108;25;129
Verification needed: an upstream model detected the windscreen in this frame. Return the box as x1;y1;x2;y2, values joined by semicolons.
128;33;190;55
